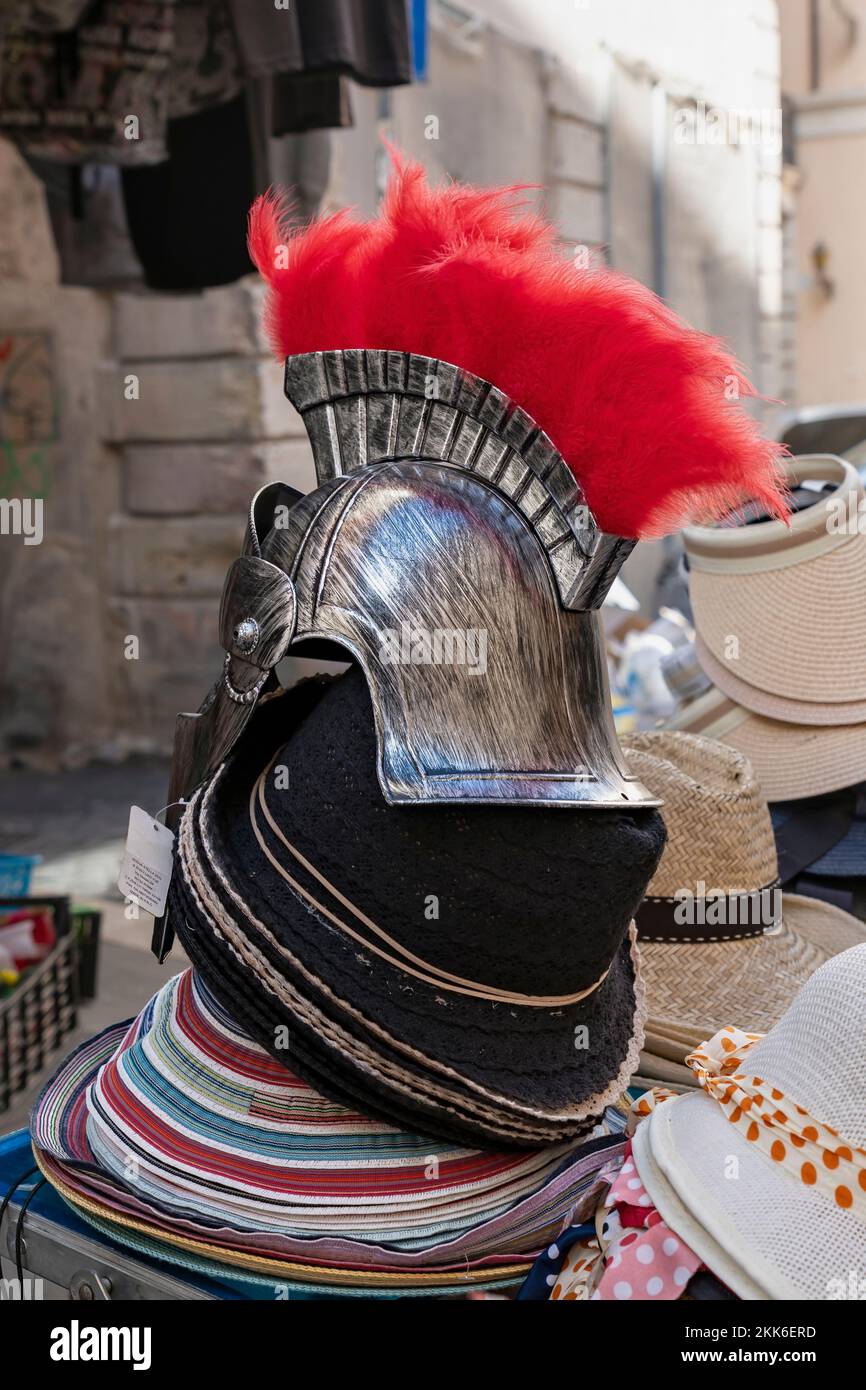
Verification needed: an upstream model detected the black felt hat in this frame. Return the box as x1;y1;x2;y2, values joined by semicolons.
170;670;665;1148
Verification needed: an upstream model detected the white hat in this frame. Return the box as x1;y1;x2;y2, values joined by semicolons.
632;944;866;1300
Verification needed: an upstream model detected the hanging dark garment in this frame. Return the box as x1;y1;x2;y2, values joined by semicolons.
226;0;412;87
245;77;332;222
0;0;177;165
271;71;353;136
3;1;93;28
121;92;254;291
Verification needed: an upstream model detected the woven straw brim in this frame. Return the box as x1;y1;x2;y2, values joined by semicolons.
638;1030;705;1086
669;688;866;800
637;893;866;1038
631;1073;693;1095
645;1018;707;1048
643;1029;697;1066
636;1053;696;1089
696;635;866;725
688;530;866;705
623;732;776;897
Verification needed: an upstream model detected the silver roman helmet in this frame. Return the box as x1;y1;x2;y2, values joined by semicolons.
227;349;644;768
152;350;654;959
277;349;649;804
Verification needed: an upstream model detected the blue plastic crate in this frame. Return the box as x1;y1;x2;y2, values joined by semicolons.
0;853;41;897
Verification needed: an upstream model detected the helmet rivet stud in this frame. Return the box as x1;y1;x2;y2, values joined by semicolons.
233;617;260;655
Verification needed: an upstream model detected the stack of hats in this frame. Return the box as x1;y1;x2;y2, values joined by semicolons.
169;670;664;1149
670;454;866;911
628;945;866;1300
621;731;866;1088
27;154;792;1297
672;451;866;799
31;969;628;1297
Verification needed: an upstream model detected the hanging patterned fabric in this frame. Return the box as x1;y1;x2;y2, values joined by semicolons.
0;0;240;166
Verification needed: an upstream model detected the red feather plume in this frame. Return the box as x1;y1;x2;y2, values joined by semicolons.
248;151;788;539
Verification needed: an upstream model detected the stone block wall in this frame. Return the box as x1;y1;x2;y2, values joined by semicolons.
0;138;317;768
543;56;607;254
103;282;316;753
0;278;115;768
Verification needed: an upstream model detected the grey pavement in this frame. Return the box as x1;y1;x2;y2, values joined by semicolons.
0;754;170;897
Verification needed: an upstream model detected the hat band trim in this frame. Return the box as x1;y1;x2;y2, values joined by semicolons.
668;692;749;740
180;776;641;1135
636;882;781;942
685;1025;866;1224
686;521;859;574
250;760;610;1008
683;458;864;572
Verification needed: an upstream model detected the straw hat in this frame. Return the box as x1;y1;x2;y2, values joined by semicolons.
695;635;866;727
621;732;866;1077
684;455;866;717
631;945;866;1300
671;468;866;801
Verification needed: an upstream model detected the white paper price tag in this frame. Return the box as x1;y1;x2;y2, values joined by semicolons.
117;806;175;917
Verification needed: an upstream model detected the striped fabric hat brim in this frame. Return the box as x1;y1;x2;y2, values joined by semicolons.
36;1146;546;1273
33;1115;623;1268
35;1148;534;1287
39;1161;527;1298
35;973;573;1222
32;970;626;1265
34;1129;620;1268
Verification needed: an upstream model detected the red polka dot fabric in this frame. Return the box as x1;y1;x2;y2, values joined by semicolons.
591;1144;702;1300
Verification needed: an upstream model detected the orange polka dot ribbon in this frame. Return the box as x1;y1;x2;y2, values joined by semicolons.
549;1237;603;1301
627;1086;677;1135
686;1026;866;1220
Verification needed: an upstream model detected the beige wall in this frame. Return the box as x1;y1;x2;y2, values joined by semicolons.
781;0;812;95
792;128;866;401
783;0;866;93
782;0;866;404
